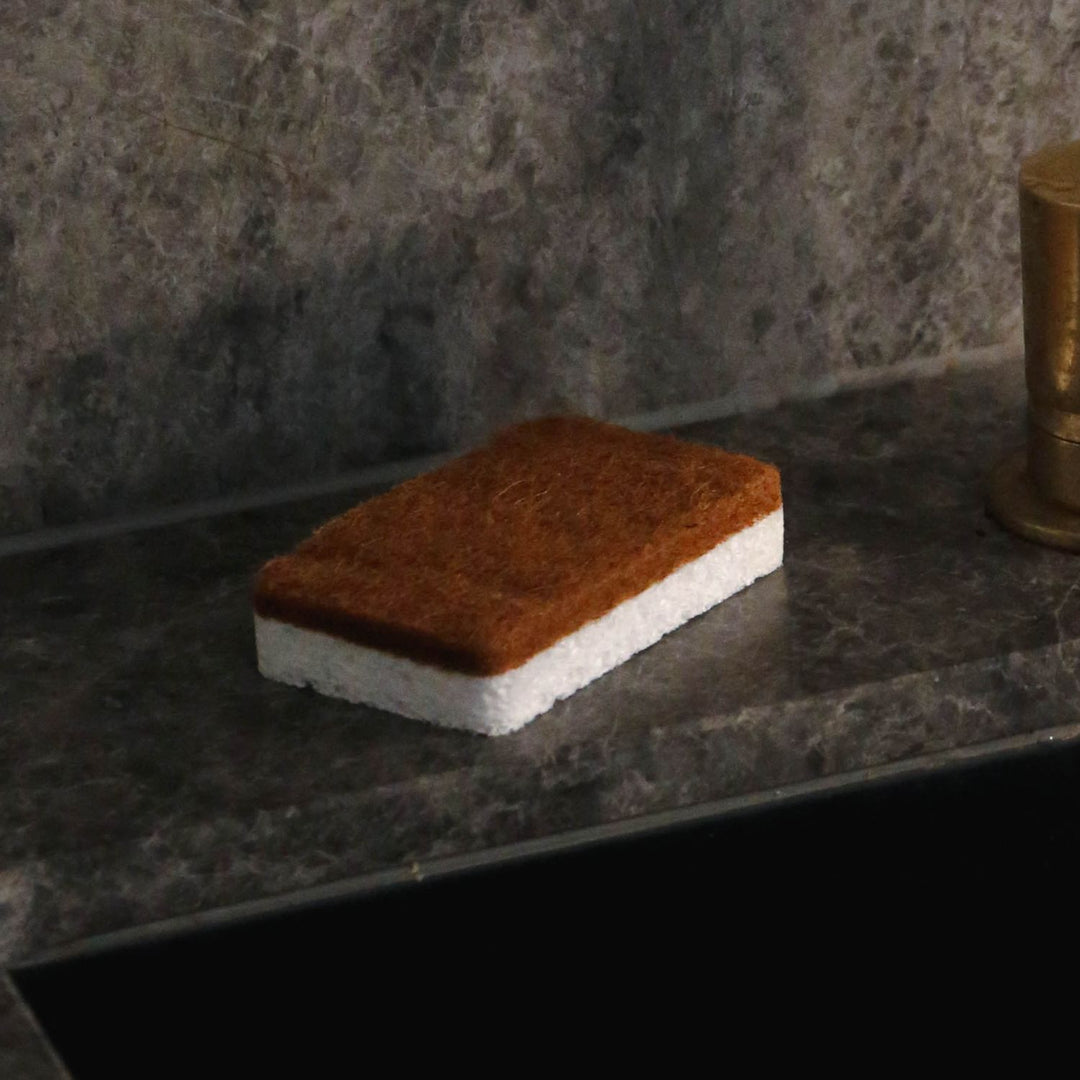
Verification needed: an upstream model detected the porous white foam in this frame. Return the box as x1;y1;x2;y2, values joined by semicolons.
255;507;783;736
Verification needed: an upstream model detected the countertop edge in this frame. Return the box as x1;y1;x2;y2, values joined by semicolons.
14;715;1080;972
0;972;71;1080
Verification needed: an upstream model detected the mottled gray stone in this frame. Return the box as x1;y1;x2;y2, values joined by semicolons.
0;1;1075;533
0;975;69;1080
4;357;1080;970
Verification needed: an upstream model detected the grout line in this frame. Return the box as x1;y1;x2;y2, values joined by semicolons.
617;340;1023;431
0;452;453;558
0;341;1022;559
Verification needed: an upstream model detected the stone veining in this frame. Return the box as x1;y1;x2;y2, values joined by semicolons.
2;2;1076;533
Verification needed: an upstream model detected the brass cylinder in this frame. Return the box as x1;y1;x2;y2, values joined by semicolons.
987;140;1080;549
1021;141;1080;511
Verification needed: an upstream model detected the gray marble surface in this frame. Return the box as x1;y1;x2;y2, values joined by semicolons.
4;2;1078;534
8;355;1080;985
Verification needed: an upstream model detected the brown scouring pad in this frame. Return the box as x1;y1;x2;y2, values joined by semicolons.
253;416;783;734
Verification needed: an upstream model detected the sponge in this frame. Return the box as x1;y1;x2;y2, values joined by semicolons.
253;416;782;735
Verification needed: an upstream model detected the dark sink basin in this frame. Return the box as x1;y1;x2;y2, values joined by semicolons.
15;736;1080;1077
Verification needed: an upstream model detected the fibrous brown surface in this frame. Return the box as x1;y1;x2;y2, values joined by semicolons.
253;417;781;675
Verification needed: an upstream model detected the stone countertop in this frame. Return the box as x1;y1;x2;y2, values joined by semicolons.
4;357;1080;983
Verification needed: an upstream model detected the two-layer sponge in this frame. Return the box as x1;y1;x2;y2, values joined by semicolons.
253;416;783;735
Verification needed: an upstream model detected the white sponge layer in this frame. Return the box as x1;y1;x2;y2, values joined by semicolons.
255;507;783;736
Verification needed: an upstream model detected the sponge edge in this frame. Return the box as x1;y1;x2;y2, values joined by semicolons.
254;507;783;736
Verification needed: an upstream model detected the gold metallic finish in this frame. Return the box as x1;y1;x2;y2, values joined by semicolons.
1028;401;1080;443
988;140;1080;546
1027;419;1080;510
987;449;1080;551
1019;140;1080;208
1021;144;1080;450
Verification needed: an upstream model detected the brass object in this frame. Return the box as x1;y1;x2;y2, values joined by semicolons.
987;449;1080;551
988;139;1080;549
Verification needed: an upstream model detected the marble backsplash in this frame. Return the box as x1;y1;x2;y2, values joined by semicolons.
0;1;1075;536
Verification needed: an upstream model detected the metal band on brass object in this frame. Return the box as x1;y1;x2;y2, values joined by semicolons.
988;140;1080;550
